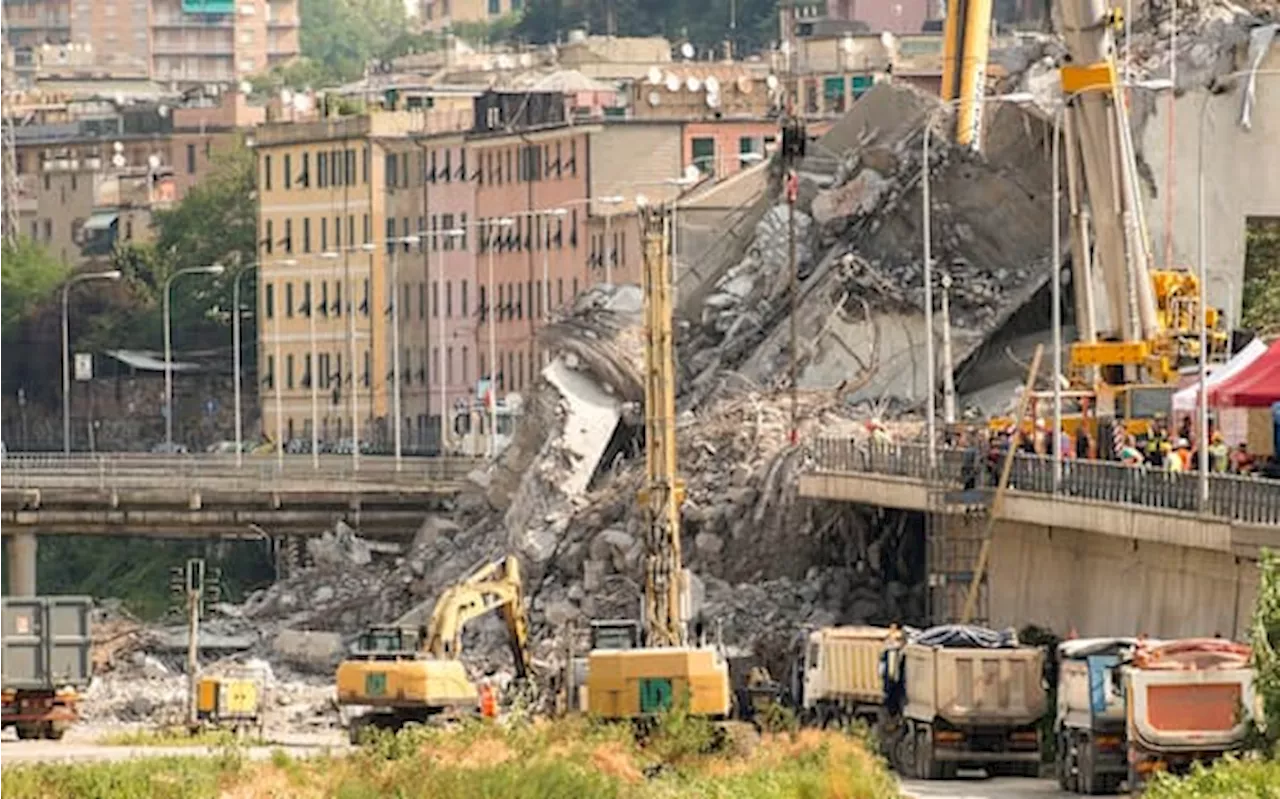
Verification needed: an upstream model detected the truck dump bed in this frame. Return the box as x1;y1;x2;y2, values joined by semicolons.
1;597;93;691
1057;638;1138;730
904;643;1046;727
1125;639;1254;754
805;626;891;704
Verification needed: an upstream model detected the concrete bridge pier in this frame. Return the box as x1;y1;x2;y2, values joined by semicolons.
7;532;37;596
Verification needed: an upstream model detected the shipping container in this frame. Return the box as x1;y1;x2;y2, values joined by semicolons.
1;596;93;740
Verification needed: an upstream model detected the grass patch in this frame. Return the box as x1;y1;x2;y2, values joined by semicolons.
1142;756;1280;799
4;715;898;799
100;726;265;748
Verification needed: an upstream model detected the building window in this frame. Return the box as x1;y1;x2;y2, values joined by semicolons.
459;213;468;249
286;354;295;389
386;218;396;253
303;217;311;253
692;137;715;175
462;345;470;382
446;281;453;317
285;282;294;317
488;0;498;14
362;278;369;316
284;153;292;189
385;154;396;188
432;281;439;318
265;219;274;254
568;139;577;175
301;152;310;187
321;217;328;251
570;209;578;248
265;283;274;318
263;154;272;190
447;347;454;382
320;282;329;317
186;143;196;174
505;149;512;183
303;281;312;317
418;283;425;319
363;146;370;184
318;152;328;188
266;355;274;388
460;280;468;317
284;218;293;253
363;351;370;387
335;281;342;317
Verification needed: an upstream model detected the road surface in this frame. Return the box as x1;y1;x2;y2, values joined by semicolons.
901;776;1072;799
0;729;347;769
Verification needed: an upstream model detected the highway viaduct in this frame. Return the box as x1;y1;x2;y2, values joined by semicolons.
801;440;1280;640
0;453;482;595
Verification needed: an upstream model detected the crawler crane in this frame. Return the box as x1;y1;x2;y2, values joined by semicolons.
582;204;733;720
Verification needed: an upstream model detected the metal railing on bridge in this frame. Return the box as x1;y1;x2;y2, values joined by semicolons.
0;452;484;492
810;438;1280;527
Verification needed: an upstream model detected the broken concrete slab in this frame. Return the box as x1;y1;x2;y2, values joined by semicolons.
272;629;345;672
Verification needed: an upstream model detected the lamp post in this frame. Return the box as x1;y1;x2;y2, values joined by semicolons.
484;217;514;458
432;228;466;456
61;269;121;454
232;264;257;467
164;264;225;452
385;237;418;471
922;92;1032;470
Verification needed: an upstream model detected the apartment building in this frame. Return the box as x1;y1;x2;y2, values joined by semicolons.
2;0;299;85
418;0;522;33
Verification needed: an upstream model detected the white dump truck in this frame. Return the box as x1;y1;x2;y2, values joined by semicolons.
1054;637;1140;795
1122;639;1256;794
887;625;1048;780
795;626;897;729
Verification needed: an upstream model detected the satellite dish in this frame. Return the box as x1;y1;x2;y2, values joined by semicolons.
686;76;701;92
766;74;779;91
157;104;170;118
706;92;721;109
705;76;720;94
148;154;161;169
881;31;895;49
113;141;124;153
238;80;252;94
664;73;681;92
683;164;701;183
647;91;662;107
737;75;753;94
281;88;293;105
647;66;662;85
635;192;649;207
841;36;856;54
111;153;126;168
680;42;695;59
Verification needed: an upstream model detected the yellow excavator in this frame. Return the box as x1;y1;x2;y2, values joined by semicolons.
335;555;532;741
582;204;733;721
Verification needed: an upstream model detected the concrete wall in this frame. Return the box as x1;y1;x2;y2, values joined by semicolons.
1139;48;1280;322
988;521;1258;640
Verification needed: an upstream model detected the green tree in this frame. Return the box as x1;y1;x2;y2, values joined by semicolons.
1;237;72;339
1242;218;1280;336
1251;548;1280;756
299;0;407;84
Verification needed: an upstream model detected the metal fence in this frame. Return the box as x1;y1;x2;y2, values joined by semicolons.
0;452;484;492
810;438;1280;527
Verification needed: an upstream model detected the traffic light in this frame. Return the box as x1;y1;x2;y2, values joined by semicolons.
169;566;186;601
204;566;223;609
185;558;205;595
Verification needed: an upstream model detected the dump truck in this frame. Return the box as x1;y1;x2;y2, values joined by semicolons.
1122;639;1255;794
887;625;1047;780
1;596;93;740
1055;637;1141;795
795;626;898;729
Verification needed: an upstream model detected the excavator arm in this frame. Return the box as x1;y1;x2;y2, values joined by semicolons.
424;555;532;679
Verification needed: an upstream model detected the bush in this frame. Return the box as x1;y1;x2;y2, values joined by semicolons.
1143;756;1280;799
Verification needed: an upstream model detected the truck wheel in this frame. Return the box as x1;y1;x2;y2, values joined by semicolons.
915;727;942;780
14;724;39;741
42;722;68;741
1078;741;1096;794
1056;734;1076;792
894;723;916;775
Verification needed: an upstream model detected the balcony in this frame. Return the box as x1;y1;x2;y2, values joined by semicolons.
151;41;234;56
151;15;232;27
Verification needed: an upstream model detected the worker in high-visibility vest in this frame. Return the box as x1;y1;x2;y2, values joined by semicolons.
479;680;498;719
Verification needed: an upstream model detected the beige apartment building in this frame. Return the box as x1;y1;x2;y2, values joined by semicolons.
2;0;299;85
418;0;521;33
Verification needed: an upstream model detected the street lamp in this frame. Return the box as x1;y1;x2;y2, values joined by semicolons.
484;217;514;458
922;91;1033;470
232;264;257;467
164;263;225;452
386;235;419;471
61;269;121;454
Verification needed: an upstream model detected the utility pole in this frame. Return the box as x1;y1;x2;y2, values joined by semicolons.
172;558;205;728
0;0;17;244
782;0;806;446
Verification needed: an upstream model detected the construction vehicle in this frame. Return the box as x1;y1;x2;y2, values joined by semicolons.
886;627;1047;780
1;596;92;741
196;667;265;738
1121;639;1256;794
795;625;898;730
335;555;532;741
582;203;733;722
1055;637;1141;795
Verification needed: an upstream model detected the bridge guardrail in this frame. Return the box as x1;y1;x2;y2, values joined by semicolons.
0;453;484;492
811;438;1280;527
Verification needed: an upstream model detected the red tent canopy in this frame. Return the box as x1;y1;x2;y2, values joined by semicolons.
1208;339;1280;408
